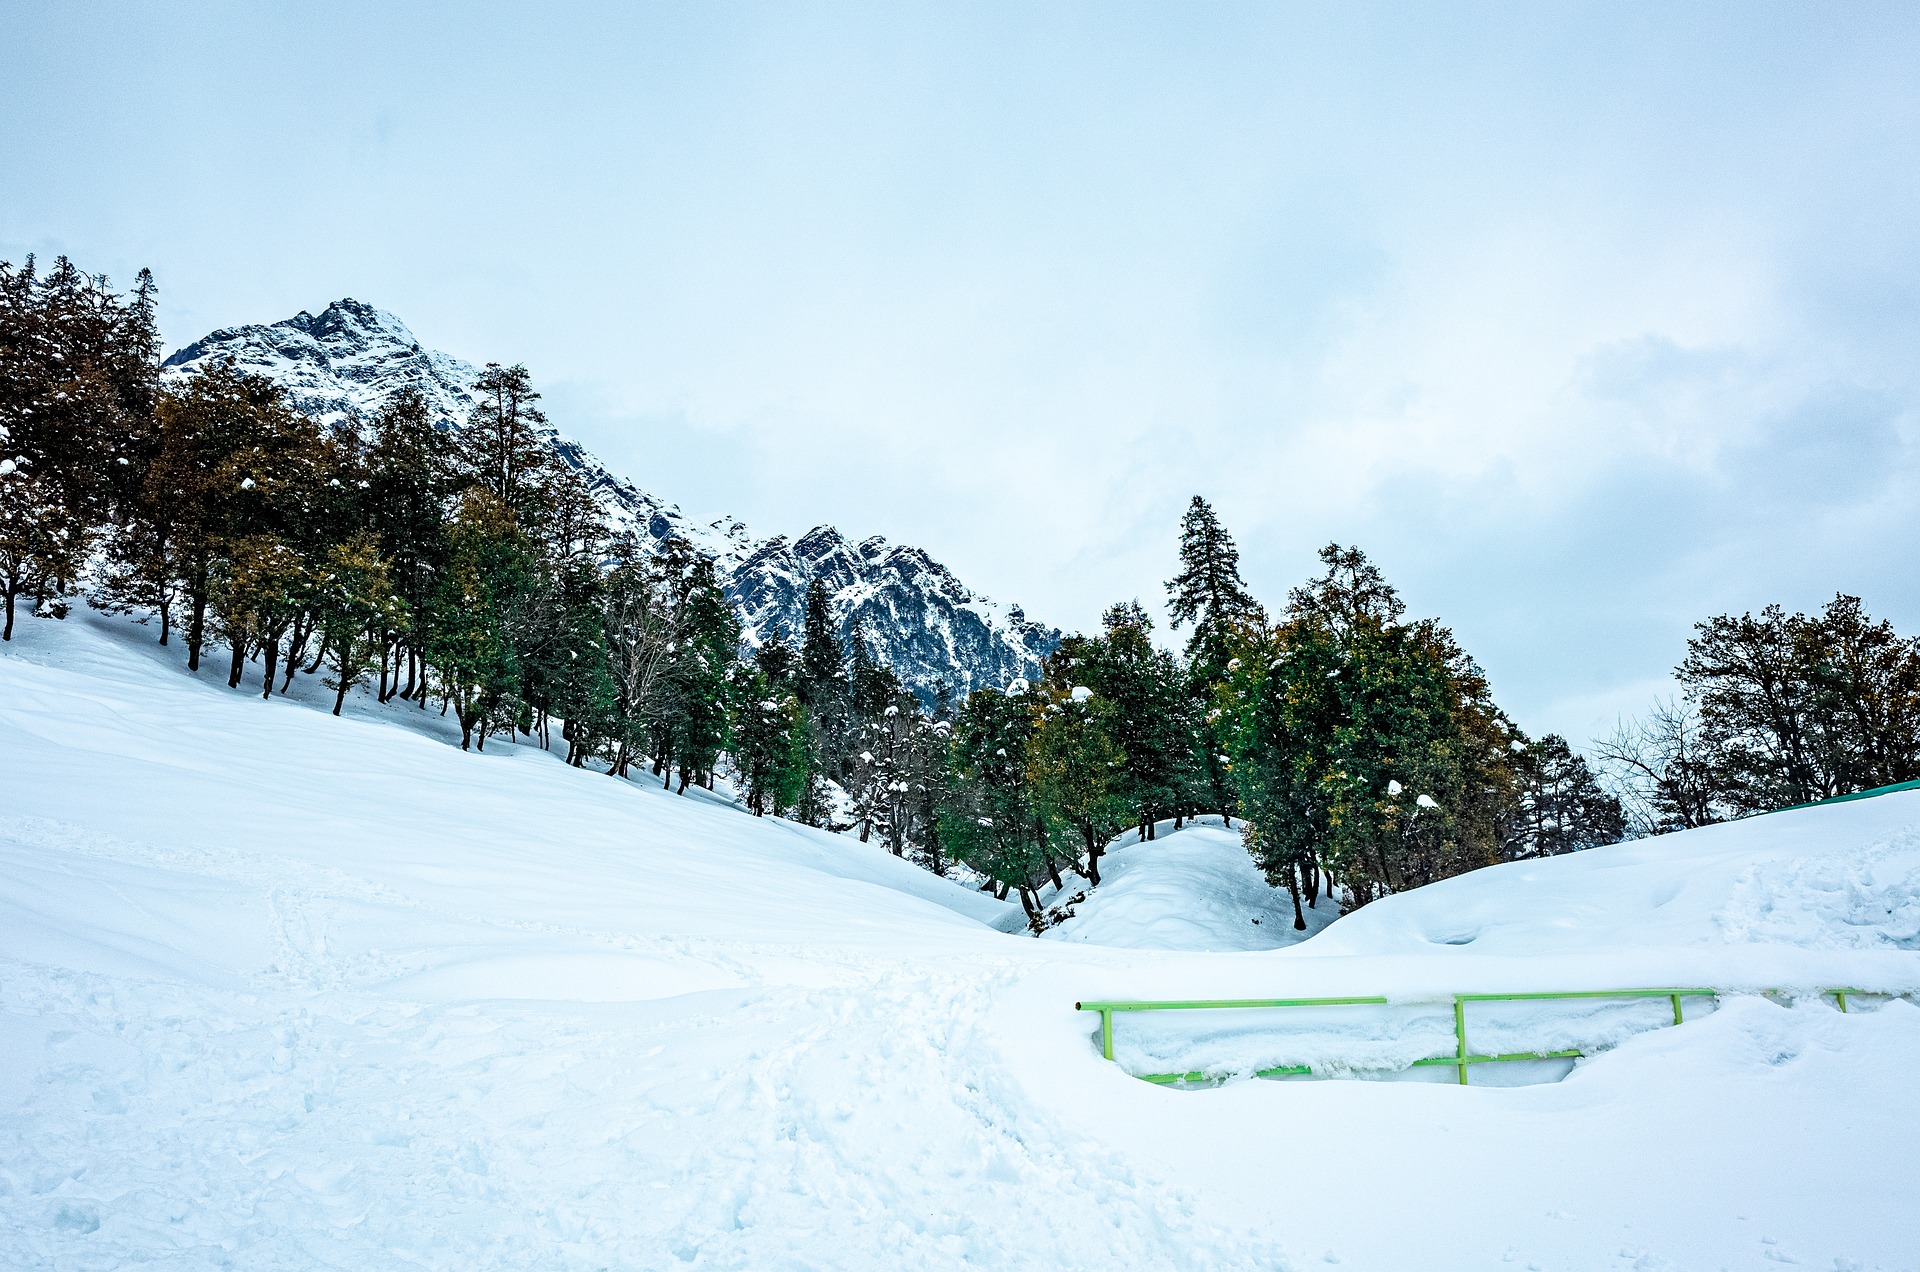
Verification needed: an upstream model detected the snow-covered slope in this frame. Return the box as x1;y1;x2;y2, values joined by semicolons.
4;614;1919;1270
161;301;1059;700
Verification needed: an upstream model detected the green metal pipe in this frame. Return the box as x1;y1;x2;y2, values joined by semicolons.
1454;989;1716;1003
1411;1050;1583;1066
1761;775;1920;817
1076;996;1390;1012
1140;1063;1312;1085
1454;996;1468;1085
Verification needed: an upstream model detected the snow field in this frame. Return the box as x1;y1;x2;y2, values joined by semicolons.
3;609;1920;1270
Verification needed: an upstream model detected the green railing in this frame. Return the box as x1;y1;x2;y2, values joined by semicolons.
1075;986;1879;1086
1757;775;1920;817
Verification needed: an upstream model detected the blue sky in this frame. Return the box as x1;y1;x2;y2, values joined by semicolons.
6;1;1919;744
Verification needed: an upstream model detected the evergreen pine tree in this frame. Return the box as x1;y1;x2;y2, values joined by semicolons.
455;363;562;528
316;531;407;716
939;683;1053;927
429;490;533;750
1029;668;1130;884
1166;496;1263;683
364;389;453;702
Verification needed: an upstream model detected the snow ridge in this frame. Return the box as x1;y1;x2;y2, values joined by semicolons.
161;300;1059;700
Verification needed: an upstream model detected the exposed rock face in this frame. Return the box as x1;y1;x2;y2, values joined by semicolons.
163;299;1058;700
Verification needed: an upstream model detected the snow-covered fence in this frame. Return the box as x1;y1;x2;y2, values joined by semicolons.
1075;986;1894;1086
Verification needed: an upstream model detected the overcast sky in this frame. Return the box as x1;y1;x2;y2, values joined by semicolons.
7;1;1918;745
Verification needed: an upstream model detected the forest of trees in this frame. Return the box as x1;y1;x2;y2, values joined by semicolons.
6;257;1916;934
1595;595;1920;834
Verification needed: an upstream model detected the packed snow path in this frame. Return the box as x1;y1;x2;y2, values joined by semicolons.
4;612;1920;1270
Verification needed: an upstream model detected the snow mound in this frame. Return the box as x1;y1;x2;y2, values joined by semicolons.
1302;791;1920;963
1042;822;1339;951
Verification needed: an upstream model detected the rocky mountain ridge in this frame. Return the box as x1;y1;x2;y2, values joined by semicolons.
161;299;1058;699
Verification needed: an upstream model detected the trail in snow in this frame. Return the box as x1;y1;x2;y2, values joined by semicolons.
3;609;1919;1271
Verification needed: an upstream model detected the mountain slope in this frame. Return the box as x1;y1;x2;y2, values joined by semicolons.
162;299;1059;699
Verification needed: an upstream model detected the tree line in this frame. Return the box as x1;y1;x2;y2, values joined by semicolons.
2;257;741;787
1595;594;1920;834
934;500;1626;928
6;257;1912;933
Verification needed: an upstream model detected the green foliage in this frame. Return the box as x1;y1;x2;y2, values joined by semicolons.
1680;595;1920;812
1074;603;1190;835
1508;734;1625;857
1166;495;1264;686
456;363;564;529
1027;672;1130;883
429;490;534;750
0;256;160;532
731;663;805;816
1224;544;1523;911
316;530;407;716
0;460;94;641
939;683;1054;924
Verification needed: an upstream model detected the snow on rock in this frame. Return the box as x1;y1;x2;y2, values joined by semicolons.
4;612;1920;1271
162;301;1058;702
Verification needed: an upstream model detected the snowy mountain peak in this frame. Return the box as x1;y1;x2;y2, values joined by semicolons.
162;300;1059;699
163;298;480;432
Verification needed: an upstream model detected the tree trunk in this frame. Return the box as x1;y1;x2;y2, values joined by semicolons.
1;588;14;641
332;676;349;716
227;636;246;689
1289;861;1307;931
1018;886;1044;933
281;625;305;692
1082;825;1103;886
158;596;169;646
260;634;279;700
187;592;207;671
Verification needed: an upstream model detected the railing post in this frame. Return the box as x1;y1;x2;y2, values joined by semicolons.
1101;1009;1113;1061
1453;996;1468;1085
1670;993;1682;1026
